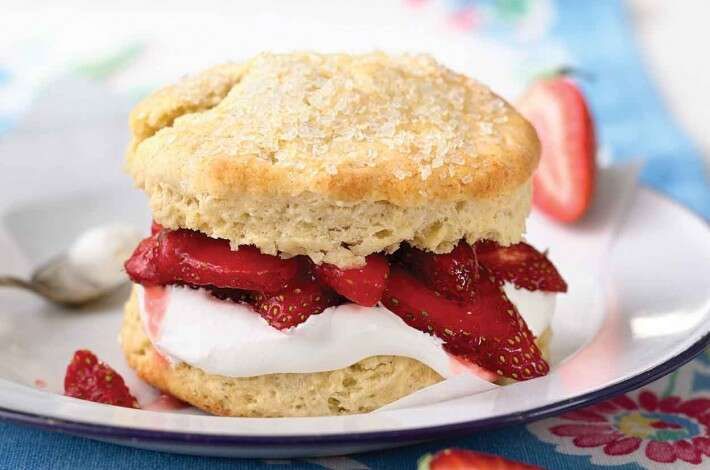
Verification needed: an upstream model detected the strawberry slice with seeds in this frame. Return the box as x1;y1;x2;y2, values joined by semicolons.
419;448;541;469
64;350;139;408
382;266;548;380
252;278;341;329
397;241;478;300
382;266;491;336
125;229;299;293
517;76;596;223
475;240;567;292
315;254;389;307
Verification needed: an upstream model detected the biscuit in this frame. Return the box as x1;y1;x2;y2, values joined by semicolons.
120;288;551;417
125;53;539;267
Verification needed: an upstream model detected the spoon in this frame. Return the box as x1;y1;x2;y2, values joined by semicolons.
0;224;143;307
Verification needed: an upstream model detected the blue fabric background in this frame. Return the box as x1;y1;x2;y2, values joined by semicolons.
556;2;709;217
0;1;707;468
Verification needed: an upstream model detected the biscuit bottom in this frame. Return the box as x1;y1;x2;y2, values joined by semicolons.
120;291;551;417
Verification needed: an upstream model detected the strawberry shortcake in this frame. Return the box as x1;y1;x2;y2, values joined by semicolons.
120;52;566;417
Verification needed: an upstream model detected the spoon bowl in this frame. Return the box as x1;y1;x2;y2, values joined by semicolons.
0;224;142;307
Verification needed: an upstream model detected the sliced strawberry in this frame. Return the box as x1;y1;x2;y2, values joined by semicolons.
125;229;299;293
475;240;567;292
150;221;163;235
315;254;389;307
382;266;499;338
419;448;541;470
517;76;596;223
382;266;548;380
64;350;139;408
252;277;341;329
397;241;478;300
125;236;163;285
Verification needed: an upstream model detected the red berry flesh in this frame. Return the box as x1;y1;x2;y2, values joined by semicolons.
64;350;139;409
475;240;567;292
315;254;389;307
125;229;299;293
382;266;548;380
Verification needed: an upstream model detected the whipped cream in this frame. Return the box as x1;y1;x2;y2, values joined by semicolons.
502;283;557;336
136;283;555;379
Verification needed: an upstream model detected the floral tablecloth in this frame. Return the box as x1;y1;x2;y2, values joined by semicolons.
0;1;708;468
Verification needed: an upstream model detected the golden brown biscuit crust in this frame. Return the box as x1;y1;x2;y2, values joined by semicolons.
125;53;539;266
127;52;539;206
120;288;551;417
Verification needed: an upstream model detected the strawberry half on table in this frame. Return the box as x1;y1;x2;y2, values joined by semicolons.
419;448;542;469
517;75;597;223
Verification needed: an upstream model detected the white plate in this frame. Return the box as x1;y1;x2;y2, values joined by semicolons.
0;1;707;455
0;169;708;457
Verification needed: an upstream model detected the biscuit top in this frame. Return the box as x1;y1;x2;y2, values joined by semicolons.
126;52;539;207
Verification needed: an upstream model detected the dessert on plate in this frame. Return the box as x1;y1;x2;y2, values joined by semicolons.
121;52;567;417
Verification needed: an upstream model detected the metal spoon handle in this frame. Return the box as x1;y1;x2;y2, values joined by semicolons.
0;276;35;291
0;274;88;305
0;275;38;293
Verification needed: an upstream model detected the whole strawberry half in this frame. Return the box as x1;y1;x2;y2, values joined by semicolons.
125;228;299;293
517;76;596;223
252;277;341;329
397;241;479;301
64;350;139;408
419;448;541;469
382;267;548;380
315;254;390;307
475;241;567;292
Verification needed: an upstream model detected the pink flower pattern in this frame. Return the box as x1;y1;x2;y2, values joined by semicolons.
532;390;710;466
